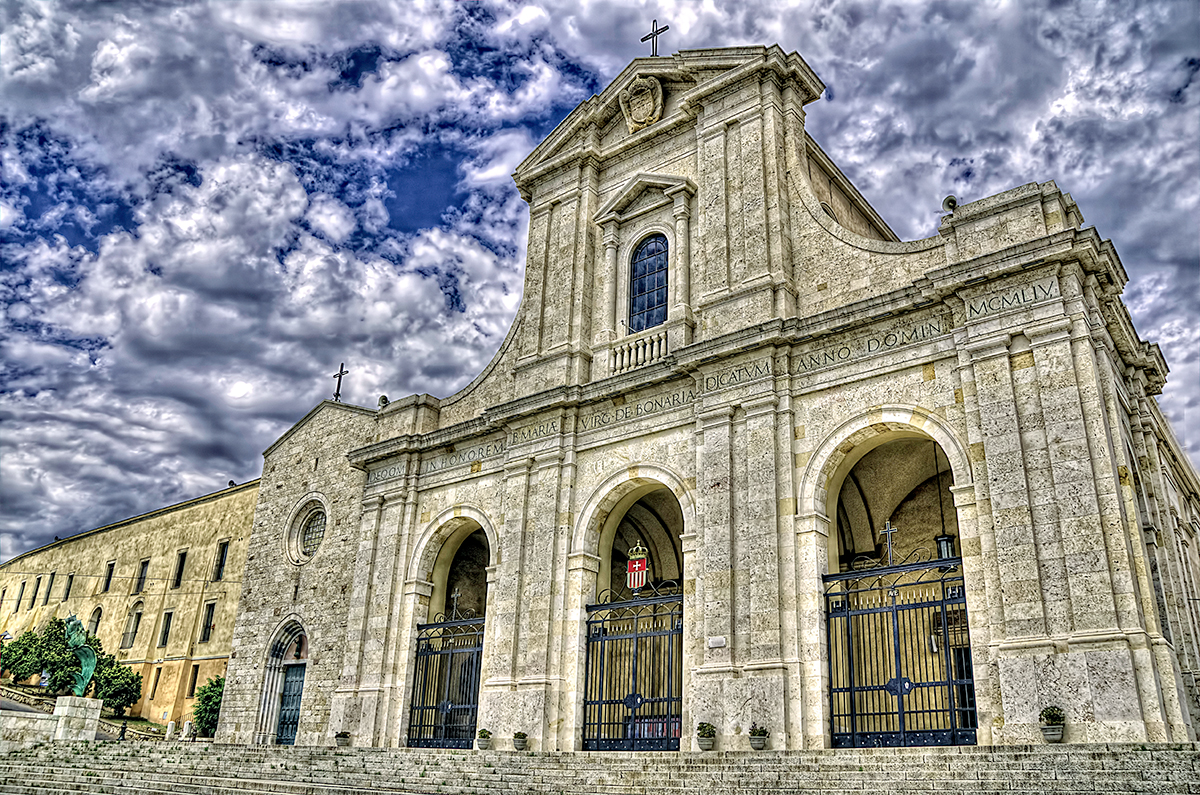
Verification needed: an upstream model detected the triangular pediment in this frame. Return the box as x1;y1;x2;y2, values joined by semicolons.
595;172;697;225
513;46;825;196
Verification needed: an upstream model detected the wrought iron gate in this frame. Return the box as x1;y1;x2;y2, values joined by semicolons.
407;614;485;748
824;559;977;748
583;583;683;751
275;664;306;745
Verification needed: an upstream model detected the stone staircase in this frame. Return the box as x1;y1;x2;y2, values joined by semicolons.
0;741;1197;795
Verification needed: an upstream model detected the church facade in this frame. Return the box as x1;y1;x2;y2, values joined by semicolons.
216;46;1200;751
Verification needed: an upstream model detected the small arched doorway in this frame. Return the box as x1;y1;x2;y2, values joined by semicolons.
583;483;684;751
823;436;977;747
407;524;490;749
254;620;307;745
274;633;308;745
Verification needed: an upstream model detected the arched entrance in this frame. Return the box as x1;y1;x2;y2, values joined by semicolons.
407;520;490;749
254;620;307;745
583;482;684;751
823;435;977;747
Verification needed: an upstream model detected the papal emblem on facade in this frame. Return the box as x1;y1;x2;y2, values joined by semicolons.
626;540;649;591
618;76;664;134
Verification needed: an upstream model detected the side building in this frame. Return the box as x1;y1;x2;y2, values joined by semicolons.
0;480;257;725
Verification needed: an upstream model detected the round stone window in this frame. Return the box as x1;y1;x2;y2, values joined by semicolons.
288;501;327;563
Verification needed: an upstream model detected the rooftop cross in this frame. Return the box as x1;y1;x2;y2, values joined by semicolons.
640;19;669;57
332;362;349;402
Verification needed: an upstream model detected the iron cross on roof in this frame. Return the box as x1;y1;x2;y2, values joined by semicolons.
641;19;669;57
331;362;349;402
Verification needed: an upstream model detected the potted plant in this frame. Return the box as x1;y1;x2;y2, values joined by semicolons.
1039;705;1065;743
512;731;528;750
334;731;351;747
476;728;492;750
748;722;769;750
696;721;716;751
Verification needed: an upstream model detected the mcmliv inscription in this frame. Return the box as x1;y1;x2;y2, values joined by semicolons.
966;277;1058;319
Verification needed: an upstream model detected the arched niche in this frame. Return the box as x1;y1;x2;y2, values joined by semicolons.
409;505;498;619
833;437;959;571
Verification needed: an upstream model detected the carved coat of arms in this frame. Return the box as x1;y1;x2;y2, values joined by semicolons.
618;76;664;134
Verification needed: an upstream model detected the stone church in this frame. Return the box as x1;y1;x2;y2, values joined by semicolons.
216;45;1200;751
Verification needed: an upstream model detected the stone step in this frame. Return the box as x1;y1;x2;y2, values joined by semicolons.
1;742;1196;795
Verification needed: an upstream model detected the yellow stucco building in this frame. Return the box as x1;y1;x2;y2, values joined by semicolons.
0;481;257;726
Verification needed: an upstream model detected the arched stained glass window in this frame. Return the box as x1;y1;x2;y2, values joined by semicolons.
629;234;668;333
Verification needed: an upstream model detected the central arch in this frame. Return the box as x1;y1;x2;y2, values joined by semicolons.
572;464;692;752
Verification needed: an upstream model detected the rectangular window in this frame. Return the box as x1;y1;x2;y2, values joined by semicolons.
134;559;150;594
43;572;55;605
62;574;74;601
158;611;173;647
212;540;230;582
172;550;187;589
187;664;200;698
102;562;116;592
199;602;216;643
12;582;24;613
28;577;41;610
150;667;162;700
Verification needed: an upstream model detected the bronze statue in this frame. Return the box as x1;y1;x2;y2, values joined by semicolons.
65;614;97;697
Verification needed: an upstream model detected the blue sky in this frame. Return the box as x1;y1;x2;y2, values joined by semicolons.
1;0;1197;560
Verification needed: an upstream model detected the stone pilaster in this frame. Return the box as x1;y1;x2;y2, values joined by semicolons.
965;335;1047;639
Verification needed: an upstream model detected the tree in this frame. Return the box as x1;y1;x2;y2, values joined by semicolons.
90;651;142;717
2;630;41;683
191;675;224;737
35;617;78;693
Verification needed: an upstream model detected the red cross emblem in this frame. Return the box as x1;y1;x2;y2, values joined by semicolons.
626;541;649;592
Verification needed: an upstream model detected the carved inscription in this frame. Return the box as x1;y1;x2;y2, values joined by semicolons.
367;463;406;485
511;420;559;445
422;441;505;474
966;278;1059;319
367;439;506;485
792;317;948;375
701;360;772;391
579;386;698;431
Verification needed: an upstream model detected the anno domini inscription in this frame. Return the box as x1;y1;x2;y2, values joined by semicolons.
791;314;951;375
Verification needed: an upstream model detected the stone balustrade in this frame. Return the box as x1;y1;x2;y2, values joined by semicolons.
611;330;668;374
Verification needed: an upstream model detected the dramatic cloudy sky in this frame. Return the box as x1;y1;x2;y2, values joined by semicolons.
2;0;1197;561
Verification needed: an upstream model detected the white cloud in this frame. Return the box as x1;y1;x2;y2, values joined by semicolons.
0;0;1195;560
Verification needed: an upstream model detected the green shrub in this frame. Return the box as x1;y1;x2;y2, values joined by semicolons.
191;675;225;737
1038;705;1066;725
2;630;42;683
90;651;142;717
